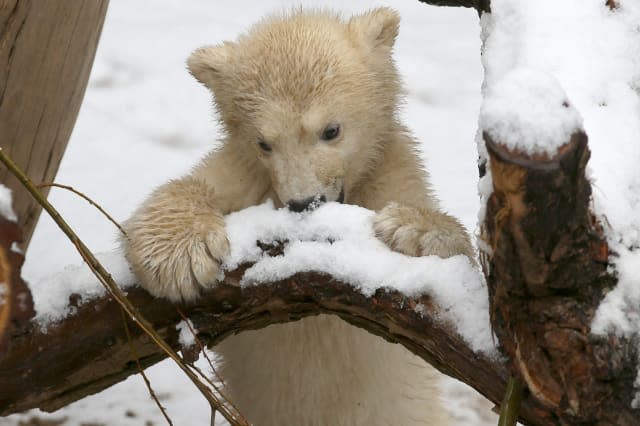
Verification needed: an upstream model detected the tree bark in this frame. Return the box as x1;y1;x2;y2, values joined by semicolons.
0;0;109;250
482;132;638;425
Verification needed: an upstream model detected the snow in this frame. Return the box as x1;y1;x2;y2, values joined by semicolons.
225;201;493;353
177;319;197;349
30;251;136;327
0;185;16;222
480;68;583;154
3;0;491;424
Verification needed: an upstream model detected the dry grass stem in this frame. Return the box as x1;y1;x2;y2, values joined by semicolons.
37;182;127;238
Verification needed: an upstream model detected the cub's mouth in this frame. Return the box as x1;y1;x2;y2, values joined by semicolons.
286;188;345;213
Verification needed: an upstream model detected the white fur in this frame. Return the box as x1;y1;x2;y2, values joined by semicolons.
216;315;450;426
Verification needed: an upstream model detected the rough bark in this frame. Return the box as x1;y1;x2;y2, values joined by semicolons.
0;0;109;250
482;131;638;425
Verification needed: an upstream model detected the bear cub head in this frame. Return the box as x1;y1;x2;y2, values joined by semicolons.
188;8;402;211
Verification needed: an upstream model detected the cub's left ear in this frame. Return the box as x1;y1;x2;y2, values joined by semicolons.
349;7;400;53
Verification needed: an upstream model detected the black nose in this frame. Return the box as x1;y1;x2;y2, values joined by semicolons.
287;195;326;212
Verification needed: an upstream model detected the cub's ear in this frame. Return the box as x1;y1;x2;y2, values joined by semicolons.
186;42;235;90
349;7;400;53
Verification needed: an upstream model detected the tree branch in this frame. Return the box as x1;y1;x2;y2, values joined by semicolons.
482;131;639;424
1;262;558;424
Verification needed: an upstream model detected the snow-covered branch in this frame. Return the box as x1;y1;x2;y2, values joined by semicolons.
0;254;554;422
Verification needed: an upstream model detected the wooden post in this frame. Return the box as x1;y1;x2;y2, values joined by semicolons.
0;0;109;250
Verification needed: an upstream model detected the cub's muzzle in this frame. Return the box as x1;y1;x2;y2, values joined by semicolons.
286;189;345;213
287;195;326;213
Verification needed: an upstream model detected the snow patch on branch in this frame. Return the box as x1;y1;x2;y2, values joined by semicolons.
480;68;583;154
31;202;495;355
176;319;197;349
225;201;494;354
31;251;137;327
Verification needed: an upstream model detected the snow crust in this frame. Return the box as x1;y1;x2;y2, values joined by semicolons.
0;185;17;222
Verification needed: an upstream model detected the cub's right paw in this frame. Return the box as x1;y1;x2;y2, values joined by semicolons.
123;180;230;302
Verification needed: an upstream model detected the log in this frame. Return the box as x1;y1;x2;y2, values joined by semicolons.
0;261;559;423
483;131;639;424
0;0;109;250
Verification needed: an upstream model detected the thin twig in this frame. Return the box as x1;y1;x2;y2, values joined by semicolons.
176;308;244;419
37;182;127;237
177;308;226;386
121;309;173;426
0;148;249;426
498;376;523;426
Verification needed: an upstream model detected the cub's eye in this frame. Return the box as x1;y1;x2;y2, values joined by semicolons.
321;123;340;141
257;139;272;153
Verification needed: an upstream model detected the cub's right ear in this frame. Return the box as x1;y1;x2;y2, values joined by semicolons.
186;42;235;90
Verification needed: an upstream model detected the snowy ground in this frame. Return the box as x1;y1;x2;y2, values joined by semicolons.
2;1;493;425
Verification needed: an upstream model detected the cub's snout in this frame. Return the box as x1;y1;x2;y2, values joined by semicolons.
286;188;345;213
287;195;326;213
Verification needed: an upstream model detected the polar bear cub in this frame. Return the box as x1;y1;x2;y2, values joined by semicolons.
124;8;472;426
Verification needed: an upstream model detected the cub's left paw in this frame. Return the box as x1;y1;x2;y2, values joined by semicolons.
373;203;474;259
